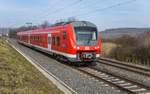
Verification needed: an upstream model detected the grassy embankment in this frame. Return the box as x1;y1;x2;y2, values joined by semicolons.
0;38;63;94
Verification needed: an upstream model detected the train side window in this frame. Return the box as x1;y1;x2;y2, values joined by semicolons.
38;36;39;41
52;37;55;45
36;36;37;41
39;36;40;42
30;36;31;40
35;36;36;41
63;31;66;39
48;36;51;44
35;36;37;41
36;36;38;41
55;37;57;45
37;36;38;41
34;36;36;41
56;36;60;46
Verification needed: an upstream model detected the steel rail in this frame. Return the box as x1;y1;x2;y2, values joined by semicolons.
77;67;135;94
99;57;150;77
77;67;150;94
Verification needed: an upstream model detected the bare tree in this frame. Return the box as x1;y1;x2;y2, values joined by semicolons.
40;21;50;28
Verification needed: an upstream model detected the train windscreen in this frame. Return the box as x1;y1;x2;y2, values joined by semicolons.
74;27;98;46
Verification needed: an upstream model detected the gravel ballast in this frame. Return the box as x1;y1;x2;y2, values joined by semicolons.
96;62;150;87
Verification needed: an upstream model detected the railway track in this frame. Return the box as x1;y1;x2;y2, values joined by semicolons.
77;67;150;94
99;57;150;77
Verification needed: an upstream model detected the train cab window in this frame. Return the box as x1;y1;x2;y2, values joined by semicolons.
63;31;66;39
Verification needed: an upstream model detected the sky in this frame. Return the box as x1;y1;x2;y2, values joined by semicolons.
0;0;150;30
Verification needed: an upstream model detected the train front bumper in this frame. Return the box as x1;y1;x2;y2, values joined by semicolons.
67;54;100;63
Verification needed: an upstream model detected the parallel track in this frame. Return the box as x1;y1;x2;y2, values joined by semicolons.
77;67;150;94
99;57;150;77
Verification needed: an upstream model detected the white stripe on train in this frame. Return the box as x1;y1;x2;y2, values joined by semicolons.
18;41;100;58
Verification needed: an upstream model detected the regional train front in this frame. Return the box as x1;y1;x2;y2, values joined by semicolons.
70;21;101;63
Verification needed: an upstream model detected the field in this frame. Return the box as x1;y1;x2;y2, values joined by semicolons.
0;38;63;94
101;42;117;57
101;32;150;67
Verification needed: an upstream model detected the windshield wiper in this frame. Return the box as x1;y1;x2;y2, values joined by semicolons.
87;39;91;44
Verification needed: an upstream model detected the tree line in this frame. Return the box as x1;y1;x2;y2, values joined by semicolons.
103;31;150;67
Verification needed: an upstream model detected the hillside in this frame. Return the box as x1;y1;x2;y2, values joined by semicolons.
100;28;150;39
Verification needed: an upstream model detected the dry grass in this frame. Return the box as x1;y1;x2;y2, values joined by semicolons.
101;42;117;57
0;38;64;94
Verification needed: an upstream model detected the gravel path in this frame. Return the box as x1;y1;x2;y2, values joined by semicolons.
96;62;150;87
9;39;124;94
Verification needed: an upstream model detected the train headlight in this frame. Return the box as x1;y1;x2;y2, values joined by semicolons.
77;47;80;49
73;46;76;48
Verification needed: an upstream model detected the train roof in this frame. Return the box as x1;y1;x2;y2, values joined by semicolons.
71;21;97;28
17;21;97;35
53;21;97;28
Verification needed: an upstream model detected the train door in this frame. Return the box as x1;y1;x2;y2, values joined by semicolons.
48;32;51;50
28;32;31;44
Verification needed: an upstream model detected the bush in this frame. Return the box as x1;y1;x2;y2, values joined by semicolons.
108;32;150;66
109;46;134;61
114;35;138;46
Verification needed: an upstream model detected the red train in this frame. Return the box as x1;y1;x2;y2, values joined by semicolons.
17;21;101;64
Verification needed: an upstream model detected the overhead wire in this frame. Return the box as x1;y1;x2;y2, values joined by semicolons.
37;0;61;14
60;0;107;17
39;0;83;19
31;0;137;25
73;0;137;17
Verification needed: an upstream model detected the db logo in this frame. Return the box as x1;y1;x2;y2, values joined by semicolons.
85;47;90;50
